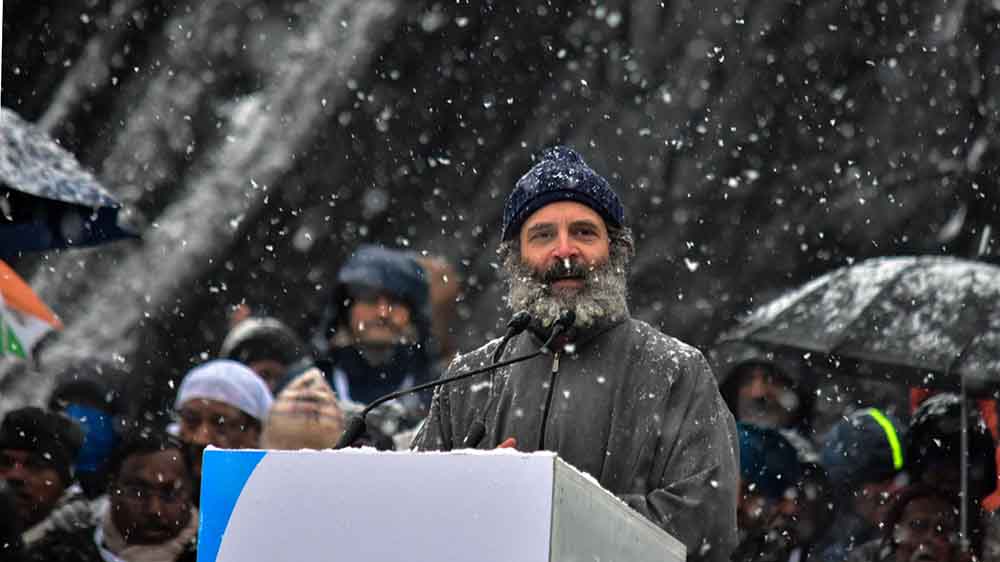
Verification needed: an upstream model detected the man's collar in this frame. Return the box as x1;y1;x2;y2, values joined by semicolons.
526;313;627;353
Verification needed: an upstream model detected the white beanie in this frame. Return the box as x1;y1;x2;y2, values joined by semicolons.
175;359;274;422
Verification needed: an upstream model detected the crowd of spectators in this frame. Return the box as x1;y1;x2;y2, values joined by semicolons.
1;244;997;561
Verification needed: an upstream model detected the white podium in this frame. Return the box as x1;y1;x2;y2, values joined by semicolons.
197;448;686;562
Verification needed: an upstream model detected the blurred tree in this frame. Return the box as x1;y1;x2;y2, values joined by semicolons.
1;0;997;415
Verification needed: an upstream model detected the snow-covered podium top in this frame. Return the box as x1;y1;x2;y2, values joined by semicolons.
198;447;685;562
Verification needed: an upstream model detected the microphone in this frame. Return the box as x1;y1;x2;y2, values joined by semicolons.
463;310;576;448
462;419;488;449
334;311;570;450
491;311;533;363
542;310;575;353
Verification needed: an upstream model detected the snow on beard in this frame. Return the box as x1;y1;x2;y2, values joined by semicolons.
503;248;629;329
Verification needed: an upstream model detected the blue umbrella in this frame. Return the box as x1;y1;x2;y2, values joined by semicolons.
0;107;136;257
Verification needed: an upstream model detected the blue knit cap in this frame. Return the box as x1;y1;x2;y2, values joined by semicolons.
820;408;906;493
500;146;625;241
336;245;428;311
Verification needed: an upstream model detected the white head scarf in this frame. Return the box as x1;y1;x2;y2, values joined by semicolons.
174;359;274;421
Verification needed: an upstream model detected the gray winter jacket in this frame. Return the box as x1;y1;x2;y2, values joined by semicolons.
412;317;739;562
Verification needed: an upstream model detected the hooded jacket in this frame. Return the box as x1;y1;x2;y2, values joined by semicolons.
411;317;739;562
710;341;816;434
309;245;436;412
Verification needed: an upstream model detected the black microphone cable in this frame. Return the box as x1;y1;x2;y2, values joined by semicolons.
463;310;575;449
335;311;574;450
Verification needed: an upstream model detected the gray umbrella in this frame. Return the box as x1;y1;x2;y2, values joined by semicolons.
720;255;1000;396
719;254;999;551
0;107;135;257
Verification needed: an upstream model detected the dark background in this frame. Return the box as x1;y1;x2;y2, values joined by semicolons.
2;0;998;415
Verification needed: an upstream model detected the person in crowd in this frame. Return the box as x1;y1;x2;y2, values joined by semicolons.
711;341;815;434
411;146;738;562
47;359;129;498
26;429;198;562
815;408;908;562
734;423;803;550
847;484;981;562
174;359;272;502
734;422;834;562
768;444;835;562
306;243;436;423
261;368;345;449
22;360;133;543
906;393;997;507
219;315;309;393
909;388;1000;510
0;407;84;548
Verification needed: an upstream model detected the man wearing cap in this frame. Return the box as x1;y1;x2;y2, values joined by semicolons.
814;408;907;562
174;359;273;502
289;244;435;443
0;407;84;547
219;316;308;393
412;146;738;562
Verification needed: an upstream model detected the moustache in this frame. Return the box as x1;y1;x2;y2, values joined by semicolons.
539;259;591;284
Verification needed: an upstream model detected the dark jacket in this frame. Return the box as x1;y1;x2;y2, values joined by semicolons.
412;317;739;562
24;525;196;562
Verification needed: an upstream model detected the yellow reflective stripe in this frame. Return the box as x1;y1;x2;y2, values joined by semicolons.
868;408;903;471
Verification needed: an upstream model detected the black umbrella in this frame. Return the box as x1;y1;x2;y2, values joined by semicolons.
720;255;1000;396
719;254;999;552
0;107;136;257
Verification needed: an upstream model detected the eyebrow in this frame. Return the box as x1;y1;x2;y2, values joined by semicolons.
569;219;601;231
525;223;556;236
525;219;602;234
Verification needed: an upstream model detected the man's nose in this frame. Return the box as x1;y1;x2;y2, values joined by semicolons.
747;373;770;398
145;493;167;515
189;423;215;446
550;231;580;260
375;297;393;317
776;498;798;516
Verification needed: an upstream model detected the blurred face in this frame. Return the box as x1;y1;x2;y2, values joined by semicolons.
769;478;825;546
178;399;260;480
735;366;800;428
0;448;67;528
892;496;959;562
855;477;904;528
247;359;288;393
111;448;192;545
346;290;414;346
506;202;629;328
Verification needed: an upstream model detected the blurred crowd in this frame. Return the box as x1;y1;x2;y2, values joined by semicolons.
715;342;1000;562
1;242;997;562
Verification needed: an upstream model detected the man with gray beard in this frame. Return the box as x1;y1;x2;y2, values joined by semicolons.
412;146;738;562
